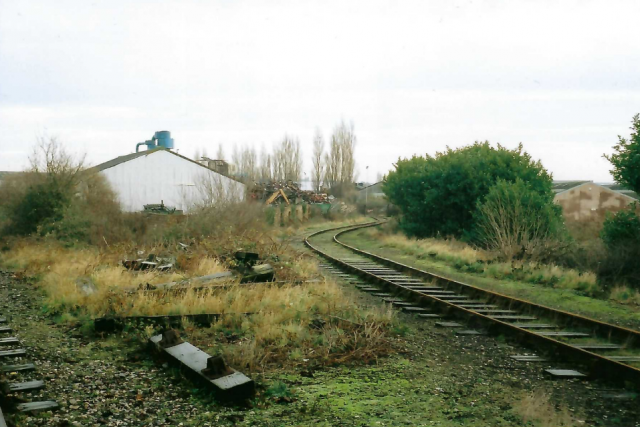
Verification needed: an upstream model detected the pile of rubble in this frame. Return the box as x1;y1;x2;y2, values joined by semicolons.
249;180;330;205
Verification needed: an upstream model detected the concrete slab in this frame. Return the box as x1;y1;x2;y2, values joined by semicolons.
0;327;12;334
9;380;45;392
0;363;36;373
510;355;548;362
545;369;586;379
372;293;393;297
455;330;485;336
0;349;26;358
537;332;590;338
490;315;537;320
472;309;517;314
574;344;622;350
418;314;443;319
510;323;556;329
391;302;415;307
401;306;431;313
436;321;463;328
0;337;20;346
608;356;640;362
17;401;59;413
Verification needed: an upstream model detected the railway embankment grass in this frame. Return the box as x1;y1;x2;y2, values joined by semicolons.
339;227;640;330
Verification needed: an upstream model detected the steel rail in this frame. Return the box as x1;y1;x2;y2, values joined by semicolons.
305;221;640;388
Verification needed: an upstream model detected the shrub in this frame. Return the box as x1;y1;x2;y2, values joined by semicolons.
604;113;640;193
473;179;567;261
598;204;640;290
383;142;553;239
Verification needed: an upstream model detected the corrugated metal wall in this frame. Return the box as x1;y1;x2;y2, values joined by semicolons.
99;150;245;212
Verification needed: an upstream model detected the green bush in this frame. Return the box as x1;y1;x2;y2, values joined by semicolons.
473;179;566;261
604;114;640;193
9;181;68;236
598;204;640;290
601;204;640;246
383;142;552;239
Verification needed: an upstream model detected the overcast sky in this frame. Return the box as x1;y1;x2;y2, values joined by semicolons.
1;0;639;182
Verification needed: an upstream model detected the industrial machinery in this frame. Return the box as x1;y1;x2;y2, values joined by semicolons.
136;131;175;152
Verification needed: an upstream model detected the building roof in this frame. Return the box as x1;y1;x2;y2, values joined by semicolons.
551;180;592;193
0;171;21;181
89;148;244;184
358;181;384;191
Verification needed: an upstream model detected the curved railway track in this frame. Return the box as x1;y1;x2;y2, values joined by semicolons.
305;220;640;388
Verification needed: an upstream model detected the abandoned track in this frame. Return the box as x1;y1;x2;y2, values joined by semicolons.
305;221;640;388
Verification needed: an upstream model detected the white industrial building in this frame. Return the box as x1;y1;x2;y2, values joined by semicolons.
91;141;245;213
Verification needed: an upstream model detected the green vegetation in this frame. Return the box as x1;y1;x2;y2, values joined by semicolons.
604;113;640;193
598;203;640;291
383;142;554;240
474;179;566;261
340;227;639;328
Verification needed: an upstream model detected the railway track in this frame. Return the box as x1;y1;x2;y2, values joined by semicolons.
305;221;640;388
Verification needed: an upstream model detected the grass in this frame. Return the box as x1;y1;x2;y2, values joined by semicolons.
0;216;396;371
341;227;640;328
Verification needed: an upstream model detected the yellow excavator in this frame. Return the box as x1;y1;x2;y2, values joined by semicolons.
265;189;290;205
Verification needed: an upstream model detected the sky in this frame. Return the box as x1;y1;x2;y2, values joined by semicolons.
1;0;639;183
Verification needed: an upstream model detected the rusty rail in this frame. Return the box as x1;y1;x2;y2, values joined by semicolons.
305;222;640;388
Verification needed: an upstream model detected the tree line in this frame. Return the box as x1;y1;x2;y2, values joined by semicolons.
194;120;357;194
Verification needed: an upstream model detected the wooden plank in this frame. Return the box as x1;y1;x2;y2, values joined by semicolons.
0;327;12;334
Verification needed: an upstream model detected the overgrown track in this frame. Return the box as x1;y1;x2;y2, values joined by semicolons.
305;221;640;388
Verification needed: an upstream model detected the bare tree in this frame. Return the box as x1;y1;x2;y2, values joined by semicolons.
311;128;324;192
322;120;357;194
240;146;258;182
29;136;86;192
259;145;273;181
273;135;302;182
216;144;225;161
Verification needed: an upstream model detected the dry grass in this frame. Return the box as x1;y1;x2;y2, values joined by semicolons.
513;390;577;427
365;228;600;296
0;220;397;371
183;280;396;371
376;229;485;265
610;286;640;306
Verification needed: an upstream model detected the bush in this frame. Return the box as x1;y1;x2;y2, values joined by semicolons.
604;114;640;193
473;179;567;261
598;204;640;290
383;142;553;239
